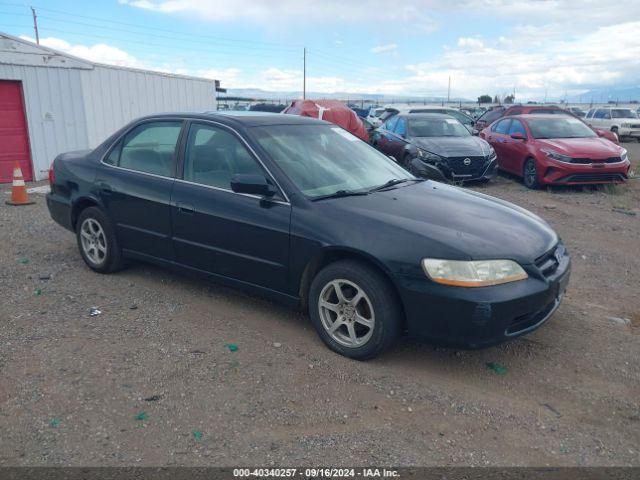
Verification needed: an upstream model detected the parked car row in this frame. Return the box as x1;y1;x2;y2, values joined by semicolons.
367;104;630;188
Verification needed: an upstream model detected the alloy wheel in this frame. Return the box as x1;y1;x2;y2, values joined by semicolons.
80;218;107;265
318;279;375;348
524;160;538;187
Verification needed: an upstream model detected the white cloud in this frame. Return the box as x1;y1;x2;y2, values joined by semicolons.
119;0;437;29
371;43;397;54
20;35;146;68
457;37;484;50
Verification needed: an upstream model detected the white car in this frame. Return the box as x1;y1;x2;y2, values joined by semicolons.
585;107;640;141
366;107;386;127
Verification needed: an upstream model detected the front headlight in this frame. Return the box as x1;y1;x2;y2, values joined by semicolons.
421;258;528;287
621;149;628;162
621;122;630;127
417;149;441;161
541;149;572;163
487;145;497;158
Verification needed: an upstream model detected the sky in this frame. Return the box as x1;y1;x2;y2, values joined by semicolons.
1;0;639;100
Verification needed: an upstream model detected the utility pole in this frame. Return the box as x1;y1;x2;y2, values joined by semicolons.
303;47;306;100
447;76;451;104
31;7;39;45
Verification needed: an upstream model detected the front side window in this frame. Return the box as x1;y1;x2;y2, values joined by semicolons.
508;119;527;137
112;121;182;176
183;123;263;190
251;124;412;199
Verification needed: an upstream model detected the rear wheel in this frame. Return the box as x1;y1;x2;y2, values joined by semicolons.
523;158;540;189
309;260;401;360
76;207;125;273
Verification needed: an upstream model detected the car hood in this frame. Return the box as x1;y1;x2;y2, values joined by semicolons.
315;181;558;266
536;137;622;158
411;135;491;157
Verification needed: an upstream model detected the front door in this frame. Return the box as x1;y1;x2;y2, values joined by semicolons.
170;121;291;292
95;120;183;260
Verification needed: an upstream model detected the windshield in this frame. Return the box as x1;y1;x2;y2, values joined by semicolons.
527;117;597;139
251;124;413;198
611;109;637;119
408;117;470;137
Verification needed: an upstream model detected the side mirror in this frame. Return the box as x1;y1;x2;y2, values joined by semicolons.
230;174;276;197
595;129;605;137
510;132;525;140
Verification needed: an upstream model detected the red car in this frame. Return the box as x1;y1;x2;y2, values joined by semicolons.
480;114;630;188
474;105;619;144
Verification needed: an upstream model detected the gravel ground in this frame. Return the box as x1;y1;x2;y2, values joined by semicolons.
0;142;639;467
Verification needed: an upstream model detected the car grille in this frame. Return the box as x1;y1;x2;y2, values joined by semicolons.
630;124;640;129
570;157;621;164
558;173;626;183
446;156;486;177
535;243;564;278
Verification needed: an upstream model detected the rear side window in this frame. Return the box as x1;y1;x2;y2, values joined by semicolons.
183;123;263;190
492;119;512;134
479;109;503;123
384;116;399;132
110;121;182;177
394;117;407;136
508;119;527;137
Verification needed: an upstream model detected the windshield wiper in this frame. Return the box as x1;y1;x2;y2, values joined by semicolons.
368;178;424;192
311;189;370;201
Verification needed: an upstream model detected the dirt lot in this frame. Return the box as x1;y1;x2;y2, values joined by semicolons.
1;143;639;468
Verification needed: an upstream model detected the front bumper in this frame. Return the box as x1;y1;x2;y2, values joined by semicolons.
539;159;630;185
396;247;571;348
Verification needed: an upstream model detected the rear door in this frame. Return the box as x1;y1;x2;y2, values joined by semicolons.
375;116;399;157
486;118;512;171
502;119;529;174
96;120;183;261
170;121;291;292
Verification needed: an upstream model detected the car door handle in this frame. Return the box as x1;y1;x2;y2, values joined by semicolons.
97;182;113;195
177;202;194;214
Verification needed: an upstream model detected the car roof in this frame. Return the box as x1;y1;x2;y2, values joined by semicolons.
505;113;573;120
397;112;454;119
134;111;327;128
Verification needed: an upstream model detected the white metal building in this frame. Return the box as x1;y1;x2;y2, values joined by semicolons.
0;32;218;182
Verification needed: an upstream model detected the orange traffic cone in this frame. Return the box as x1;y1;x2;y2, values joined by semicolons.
5;162;35;206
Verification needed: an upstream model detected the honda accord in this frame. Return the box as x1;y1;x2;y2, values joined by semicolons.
47;112;570;359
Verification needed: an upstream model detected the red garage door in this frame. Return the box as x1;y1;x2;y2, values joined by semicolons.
0;81;32;182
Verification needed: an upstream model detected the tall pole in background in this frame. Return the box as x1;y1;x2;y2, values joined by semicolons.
31;7;39;45
447;75;451;104
303;47;306;100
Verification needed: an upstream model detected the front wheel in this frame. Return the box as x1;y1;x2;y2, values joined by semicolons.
523;158;540;189
309;260;401;360
76;206;125;273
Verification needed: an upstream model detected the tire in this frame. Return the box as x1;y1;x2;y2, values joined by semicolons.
76;206;125;273
523;158;540;189
308;260;402;360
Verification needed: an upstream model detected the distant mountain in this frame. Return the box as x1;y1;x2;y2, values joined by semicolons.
223;88;470;104
566;86;640;103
